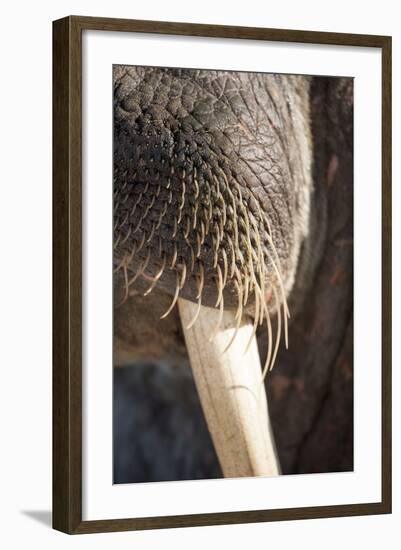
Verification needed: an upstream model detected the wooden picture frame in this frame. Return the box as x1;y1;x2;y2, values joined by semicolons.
53;15;392;534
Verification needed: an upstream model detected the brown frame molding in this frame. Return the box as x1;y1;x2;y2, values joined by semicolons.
52;15;392;534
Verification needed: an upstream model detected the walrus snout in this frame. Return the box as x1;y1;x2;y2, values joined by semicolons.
113;66;312;331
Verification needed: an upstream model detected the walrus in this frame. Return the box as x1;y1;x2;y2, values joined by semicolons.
113;66;354;481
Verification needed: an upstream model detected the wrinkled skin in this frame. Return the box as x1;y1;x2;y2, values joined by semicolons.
114;67;313;312
113;67;353;480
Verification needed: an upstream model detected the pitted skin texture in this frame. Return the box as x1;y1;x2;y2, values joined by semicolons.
114;67;312;313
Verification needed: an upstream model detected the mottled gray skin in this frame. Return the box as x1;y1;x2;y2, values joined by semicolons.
114;67;313;311
113;68;354;480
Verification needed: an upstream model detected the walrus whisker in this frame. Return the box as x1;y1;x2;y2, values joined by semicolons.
245;285;260;353
251;214;267;298
196;262;205;300
227;235;236;279
221;248;228;288
200;220;206;245
267;251;289;348
233;272;244;321
196;231;202;258
209;294;224;342
214;221;221;252
268;285;282;372
218;210;224;238
242;271;250;306
157;235;163;258
248;290;261;351
145;221;156;244
262;241;289;320
215;264;224;307
142;193;156;218
186;267;203;329
128;247;151;287
221;171;239;251
178;178;186;213
136;230;146;253
133;214;144;234
155;201;168;230
222;279;243;354
170;242;178;269
185;238;195;272
160;271;180;319
172;216;178;238
116;259;129;306
221;196;227;227
185;295;202;329
119;209;130;229
184;215;191;239
207;200;213;230
114;233;121;250
202;206;210;237
113;253;128;274
178;261;187;290
283;304;289;350
193;176;200;200
261;294;273;379
262;232;290;320
192;202;198;229
143;253;166;296
212;235;218;269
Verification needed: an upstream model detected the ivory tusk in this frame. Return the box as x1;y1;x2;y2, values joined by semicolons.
178;298;280;478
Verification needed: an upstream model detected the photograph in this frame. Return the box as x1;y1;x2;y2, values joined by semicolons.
112;65;354;484
51;16;391;533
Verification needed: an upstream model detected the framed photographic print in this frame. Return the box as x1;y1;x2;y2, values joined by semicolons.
52;15;392;534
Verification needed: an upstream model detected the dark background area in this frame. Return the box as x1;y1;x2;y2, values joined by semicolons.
113;363;222;483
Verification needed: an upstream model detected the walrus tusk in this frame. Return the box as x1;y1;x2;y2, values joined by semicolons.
178;298;281;478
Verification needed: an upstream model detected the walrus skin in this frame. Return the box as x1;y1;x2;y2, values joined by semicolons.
114;67;314;317
113;67;354;480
